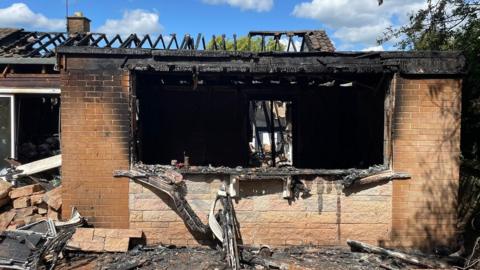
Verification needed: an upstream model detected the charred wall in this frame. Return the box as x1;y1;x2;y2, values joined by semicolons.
294;84;385;169
60;57;131;228
55;49;464;250
135;72;386;169
136;76;248;167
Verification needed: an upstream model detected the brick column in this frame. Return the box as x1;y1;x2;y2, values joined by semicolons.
391;77;461;249
60;69;131;228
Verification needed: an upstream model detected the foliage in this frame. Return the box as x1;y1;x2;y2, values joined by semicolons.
380;0;480;163
206;36;285;52
380;1;480;254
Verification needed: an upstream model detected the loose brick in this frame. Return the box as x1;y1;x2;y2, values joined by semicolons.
0;197;10;208
104;237;130;252
38;203;48;214
30;191;46;205
43;186;62;210
71;228;94;242
9;184;43;199
0;211;16;230
0;180;12;199
47;207;59;221
13;197;31;209
14;207;36;219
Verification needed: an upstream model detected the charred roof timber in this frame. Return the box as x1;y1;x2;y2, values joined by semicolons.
56;47;466;76
0;29;333;58
0;27;466;75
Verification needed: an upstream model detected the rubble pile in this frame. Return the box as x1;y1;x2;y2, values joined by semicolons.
67;228;143;253
56;245;423;270
0;183;62;230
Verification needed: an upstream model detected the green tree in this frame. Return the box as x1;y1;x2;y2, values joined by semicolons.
380;0;480;162
207;36;285;52
381;0;480;255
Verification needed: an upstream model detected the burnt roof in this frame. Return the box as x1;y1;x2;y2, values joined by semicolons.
305;31;335;52
0;28;67;58
56;46;466;76
0;28;22;41
0;28;465;75
0;28;334;59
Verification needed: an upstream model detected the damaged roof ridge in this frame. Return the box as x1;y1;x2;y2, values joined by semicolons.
55;46;463;58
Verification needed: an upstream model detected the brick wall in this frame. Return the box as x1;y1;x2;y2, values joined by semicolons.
61;68;131;228
0;74;59;88
390;77;462;249
130;175;393;246
59;63;462;249
127;76;462;249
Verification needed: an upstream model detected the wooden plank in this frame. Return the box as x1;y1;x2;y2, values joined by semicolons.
0;88;60;94
15;155;62;178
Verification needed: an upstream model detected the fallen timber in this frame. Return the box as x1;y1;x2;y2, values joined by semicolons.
114;167;242;269
114;165;410;270
130;164;410;188
347;240;450;269
114;168;210;235
115;164;410;236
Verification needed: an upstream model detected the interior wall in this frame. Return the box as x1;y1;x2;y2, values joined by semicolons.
137;81;248;167
136;73;387;169
295;86;385;169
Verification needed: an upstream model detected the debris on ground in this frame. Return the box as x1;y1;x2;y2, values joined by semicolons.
0;207;85;270
55;244;459;270
347;240;453;269
67;228;143;253
0;154;62;188
0;183;62;230
114;166;458;270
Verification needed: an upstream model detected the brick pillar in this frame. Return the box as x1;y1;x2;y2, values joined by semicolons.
61;69;131;228
391;77;462;249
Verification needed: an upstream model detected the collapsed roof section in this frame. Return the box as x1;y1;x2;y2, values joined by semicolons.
0;28;334;59
57;46;466;76
0;28;462;75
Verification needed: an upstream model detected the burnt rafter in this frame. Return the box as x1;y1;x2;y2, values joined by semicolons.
0;28;335;58
1;28;465;75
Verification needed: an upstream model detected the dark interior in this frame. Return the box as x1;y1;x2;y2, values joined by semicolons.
136;73;387;169
15;95;60;163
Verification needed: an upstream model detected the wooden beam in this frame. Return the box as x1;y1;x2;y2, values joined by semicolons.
347;240;450;269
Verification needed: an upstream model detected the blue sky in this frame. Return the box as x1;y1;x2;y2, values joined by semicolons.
0;0;426;51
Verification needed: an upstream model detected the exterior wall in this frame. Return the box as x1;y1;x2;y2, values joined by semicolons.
390;77;462;249
60;67;130;228
127;76;462;248
0;74;59;88
129;176;392;246
58;59;462;249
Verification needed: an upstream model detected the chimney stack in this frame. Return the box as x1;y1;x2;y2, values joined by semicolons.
67;11;91;33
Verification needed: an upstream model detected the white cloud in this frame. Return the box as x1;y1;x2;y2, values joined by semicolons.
202;0;273;12
279;37;302;52
292;0;426;49
0;3;65;31
97;9;163;36
361;45;384;51
333;21;389;44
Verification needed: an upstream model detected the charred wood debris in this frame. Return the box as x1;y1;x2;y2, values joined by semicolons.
0;156;464;270
0;155;89;270
110;164;466;270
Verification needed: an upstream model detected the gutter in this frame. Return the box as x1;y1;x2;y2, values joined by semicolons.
0;57;56;65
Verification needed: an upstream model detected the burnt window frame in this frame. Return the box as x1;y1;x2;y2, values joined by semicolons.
130;71;395;172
